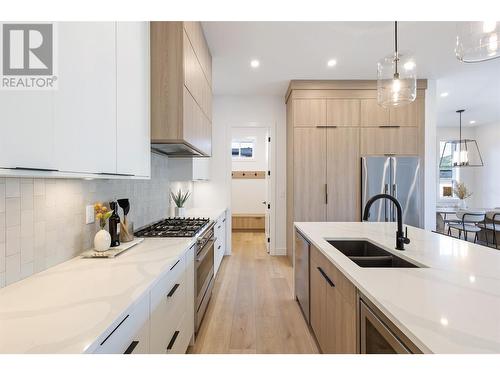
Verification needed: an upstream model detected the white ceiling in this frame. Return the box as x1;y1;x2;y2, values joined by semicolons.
202;21;500;127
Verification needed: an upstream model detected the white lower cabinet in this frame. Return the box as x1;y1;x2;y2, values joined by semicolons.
93;293;150;354
92;245;195;354
150;245;195;354
214;211;227;276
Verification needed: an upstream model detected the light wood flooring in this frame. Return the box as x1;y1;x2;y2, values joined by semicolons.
189;231;319;354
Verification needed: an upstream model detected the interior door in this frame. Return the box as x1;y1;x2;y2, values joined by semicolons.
294;127;327;222
264;130;271;252
327;128;360;221
390;157;421;227
361;156;391;222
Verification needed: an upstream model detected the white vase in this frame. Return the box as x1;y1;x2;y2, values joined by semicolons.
459;199;467;209
94;229;111;252
175;207;186;217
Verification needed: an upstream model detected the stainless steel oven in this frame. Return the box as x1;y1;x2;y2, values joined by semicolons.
195;221;215;333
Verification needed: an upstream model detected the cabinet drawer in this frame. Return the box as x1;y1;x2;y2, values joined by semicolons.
310;245;356;305
93;293;149;354
166;311;193;354
150;257;187;353
360;127;418;156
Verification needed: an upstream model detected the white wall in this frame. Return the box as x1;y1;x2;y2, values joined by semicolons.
424;81;437;230
194;95;286;255
474;122;500;209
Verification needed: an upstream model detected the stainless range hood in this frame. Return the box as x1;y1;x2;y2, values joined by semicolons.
151;142;206;157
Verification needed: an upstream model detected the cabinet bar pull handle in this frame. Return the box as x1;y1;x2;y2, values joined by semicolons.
100;314;129;345
124;340;139;354
222;218;226;222
317;267;335;288
166;331;180;351
167;283;180;298
169;259;180;270
316;125;337;128
325;184;328;205
379;125;400;128
218;245;221;250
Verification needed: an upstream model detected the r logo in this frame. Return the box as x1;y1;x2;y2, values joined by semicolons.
2;23;53;76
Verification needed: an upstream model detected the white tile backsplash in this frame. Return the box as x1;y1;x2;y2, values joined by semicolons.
5;178;20;198
0;153;173;288
5;197;20;228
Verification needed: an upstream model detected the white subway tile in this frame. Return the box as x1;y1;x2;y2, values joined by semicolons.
21;182;34;211
5;178;20;198
0;272;4;287
0;184;5;213
20;210;34;238
34;179;45;196
0;242;5;273
6;225;20;256
5;253;20;285
21;236;34;264
34;195;46;222
34;221;46;249
5;197;20;227
0;213;5;243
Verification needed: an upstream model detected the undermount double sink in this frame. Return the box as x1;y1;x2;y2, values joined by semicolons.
327;240;422;268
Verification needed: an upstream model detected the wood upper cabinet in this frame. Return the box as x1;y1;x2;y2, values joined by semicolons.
293;127;327;221
151;21;212;156
327;128;361;221
360;127;419;156
310;245;357;354
361;98;423;127
360;99;390;126
293;99;326;127
326;99;360;127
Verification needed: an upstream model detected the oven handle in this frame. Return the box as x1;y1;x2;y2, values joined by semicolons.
196;238;216;263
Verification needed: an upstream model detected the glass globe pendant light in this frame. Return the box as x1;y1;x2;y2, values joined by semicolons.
439;110;484;168
377;21;417;108
456;21;500;63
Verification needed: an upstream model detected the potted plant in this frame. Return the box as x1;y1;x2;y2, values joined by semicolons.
94;202;113;252
453;181;472;209
171;189;190;217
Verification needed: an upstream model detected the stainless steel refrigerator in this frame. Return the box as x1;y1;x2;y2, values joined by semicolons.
361;156;422;228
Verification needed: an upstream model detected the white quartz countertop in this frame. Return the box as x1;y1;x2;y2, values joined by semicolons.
0;237;195;353
295;222;500;354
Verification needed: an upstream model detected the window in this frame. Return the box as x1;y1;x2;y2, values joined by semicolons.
231;139;255;159
439;141;459;199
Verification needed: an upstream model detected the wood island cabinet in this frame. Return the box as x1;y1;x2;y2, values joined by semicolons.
309;244;357;354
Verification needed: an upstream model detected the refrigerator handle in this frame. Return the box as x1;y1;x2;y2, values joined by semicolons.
384;184;389;222
392;184;397;221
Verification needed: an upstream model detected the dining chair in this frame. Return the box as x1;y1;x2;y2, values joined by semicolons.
478;210;500;249
448;209;486;244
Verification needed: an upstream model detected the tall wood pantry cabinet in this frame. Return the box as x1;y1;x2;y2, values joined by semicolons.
286;80;427;260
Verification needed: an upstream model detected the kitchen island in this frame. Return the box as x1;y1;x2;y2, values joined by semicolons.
294;222;500;354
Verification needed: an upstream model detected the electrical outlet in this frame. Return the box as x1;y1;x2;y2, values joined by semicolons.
85;205;95;224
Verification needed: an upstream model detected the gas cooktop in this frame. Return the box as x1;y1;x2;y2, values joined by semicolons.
134;217;210;238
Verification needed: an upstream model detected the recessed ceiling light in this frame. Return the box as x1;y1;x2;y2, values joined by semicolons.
440;317;449;326
327;59;337;67
469;120;476;124
440;92;449;97
250;59;260;68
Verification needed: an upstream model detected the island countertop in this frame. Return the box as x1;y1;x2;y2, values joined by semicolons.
294;222;500;354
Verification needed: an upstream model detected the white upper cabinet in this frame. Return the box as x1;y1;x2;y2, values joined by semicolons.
116;22;151;177
0;90;55;170
54;22;117;174
0;22;151;178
